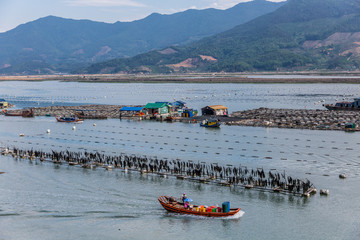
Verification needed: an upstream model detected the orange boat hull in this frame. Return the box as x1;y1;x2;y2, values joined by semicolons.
158;196;240;217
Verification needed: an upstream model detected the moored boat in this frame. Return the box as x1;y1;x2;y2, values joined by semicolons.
158;196;240;217
324;98;360;111
56;116;83;123
344;122;357;132
3;108;34;117
200;118;221;128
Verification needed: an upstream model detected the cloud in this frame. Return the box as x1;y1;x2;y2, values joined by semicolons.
206;0;249;9
64;0;146;7
206;0;286;10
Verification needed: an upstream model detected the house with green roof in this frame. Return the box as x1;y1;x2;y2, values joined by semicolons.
143;102;172;118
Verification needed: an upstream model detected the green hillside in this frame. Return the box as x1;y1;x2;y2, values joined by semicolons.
0;0;284;75
83;0;360;73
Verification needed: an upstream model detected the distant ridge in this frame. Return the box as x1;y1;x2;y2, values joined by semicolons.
0;0;285;75
82;0;360;73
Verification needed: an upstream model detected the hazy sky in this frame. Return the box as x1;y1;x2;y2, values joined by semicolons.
0;0;285;33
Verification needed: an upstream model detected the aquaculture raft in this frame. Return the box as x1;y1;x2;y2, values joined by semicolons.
3;147;317;197
158;196;240;217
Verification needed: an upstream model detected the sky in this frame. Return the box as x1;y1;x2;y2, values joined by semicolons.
0;0;285;33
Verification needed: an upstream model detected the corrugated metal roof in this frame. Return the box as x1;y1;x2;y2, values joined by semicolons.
120;107;143;111
208;105;228;110
144;103;168;109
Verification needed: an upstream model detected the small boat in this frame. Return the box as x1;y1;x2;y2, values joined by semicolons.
324;98;360;111
158;196;241;217
344;122;357;132
3;108;34;117
56;116;83;123
200;118;221;128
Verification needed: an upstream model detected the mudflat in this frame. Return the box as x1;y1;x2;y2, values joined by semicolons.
2;73;360;83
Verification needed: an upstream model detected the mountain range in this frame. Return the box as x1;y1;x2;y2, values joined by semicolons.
83;0;360;74
0;0;284;75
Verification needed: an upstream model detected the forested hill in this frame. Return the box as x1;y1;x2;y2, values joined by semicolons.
82;0;360;74
0;0;284;75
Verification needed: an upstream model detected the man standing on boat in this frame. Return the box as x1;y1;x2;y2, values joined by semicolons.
181;193;187;203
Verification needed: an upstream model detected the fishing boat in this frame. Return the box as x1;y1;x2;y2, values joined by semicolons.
56;116;83;123
344;122;357;132
158;196;240;217
324;98;360;111
200;118;221;128
3;108;34;117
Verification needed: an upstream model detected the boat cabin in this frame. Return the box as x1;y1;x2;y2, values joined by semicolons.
201;105;228;116
335;102;355;108
335;98;360;109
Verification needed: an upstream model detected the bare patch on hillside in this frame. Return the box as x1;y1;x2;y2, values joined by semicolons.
92;46;111;61
303;32;360;50
0;64;11;69
199;55;217;62
166;58;199;71
73;49;84;55
158;48;178;55
166;55;217;71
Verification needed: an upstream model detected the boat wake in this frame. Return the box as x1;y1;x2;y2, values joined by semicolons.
223;210;245;219
167;210;245;220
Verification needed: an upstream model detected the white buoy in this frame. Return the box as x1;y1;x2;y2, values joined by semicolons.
46;129;50;134
72;126;76;130
339;173;346;179
93;123;96;126
320;189;330;196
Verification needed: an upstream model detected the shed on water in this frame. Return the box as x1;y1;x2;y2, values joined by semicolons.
201;105;228;116
143;102;172;117
120;106;144;118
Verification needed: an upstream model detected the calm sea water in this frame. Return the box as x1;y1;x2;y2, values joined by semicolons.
1;81;360;110
0;81;359;240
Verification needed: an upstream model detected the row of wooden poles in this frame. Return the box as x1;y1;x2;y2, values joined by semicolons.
2;147;316;197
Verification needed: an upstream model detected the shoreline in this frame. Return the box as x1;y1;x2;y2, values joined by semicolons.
2;73;360;83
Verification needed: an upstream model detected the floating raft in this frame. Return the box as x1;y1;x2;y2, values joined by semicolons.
2;147;317;197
